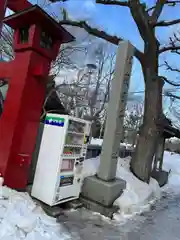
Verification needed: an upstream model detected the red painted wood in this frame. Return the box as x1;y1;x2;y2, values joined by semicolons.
0;0;32;35
0;62;12;79
0;0;7;35
0;50;50;189
0;2;73;189
7;0;32;12
0;0;32;47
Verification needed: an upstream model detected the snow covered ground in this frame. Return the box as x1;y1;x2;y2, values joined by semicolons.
82;151;180;220
0;186;71;239
0;150;180;239
83;156;161;221
162;151;180;195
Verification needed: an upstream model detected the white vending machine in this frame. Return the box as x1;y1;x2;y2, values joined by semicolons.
31;114;91;206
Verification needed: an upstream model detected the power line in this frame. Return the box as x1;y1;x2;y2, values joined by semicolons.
129;87;180;95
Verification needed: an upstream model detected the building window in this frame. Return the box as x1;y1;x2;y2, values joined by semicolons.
19;27;29;43
40;31;53;50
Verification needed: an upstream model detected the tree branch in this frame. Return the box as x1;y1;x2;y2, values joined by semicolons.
159;45;180;54
60;20;121;43
166;92;180;100
151;0;166;23
128;0;158;48
159;33;180;54
147;1;180;13
166;0;180;5
59;19;144;63
155;18;180;27
164;61;180;73
96;0;129;7
161;76;180;87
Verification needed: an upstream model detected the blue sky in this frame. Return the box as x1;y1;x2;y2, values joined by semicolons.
50;0;180;122
47;0;180;95
8;0;180;116
11;0;180;93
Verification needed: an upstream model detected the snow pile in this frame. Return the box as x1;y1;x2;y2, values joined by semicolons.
167;137;180;144
82;156;99;179
82;151;180;219
162;151;180;195
0;186;70;240
90;138;134;149
114;157;161;218
90;138;103;146
82;156;161;219
120;142;134;150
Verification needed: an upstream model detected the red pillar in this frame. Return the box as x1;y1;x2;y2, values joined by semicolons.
0;0;32;35
0;0;7;34
0;50;50;189
7;0;32;12
0;62;12;79
0;4;74;190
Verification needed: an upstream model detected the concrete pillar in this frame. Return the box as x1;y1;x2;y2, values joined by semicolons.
158;137;165;170
154;136;165;170
81;41;134;216
98;41;134;181
151;136;168;187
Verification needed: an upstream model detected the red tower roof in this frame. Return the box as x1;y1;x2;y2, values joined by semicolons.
3;5;75;44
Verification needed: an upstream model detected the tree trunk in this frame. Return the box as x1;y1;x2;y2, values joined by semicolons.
130;68;164;183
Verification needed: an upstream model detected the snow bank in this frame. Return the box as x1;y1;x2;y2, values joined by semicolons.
0;186;70;240
167;137;180;144
90;138;103;146
0;151;178;239
90;138;134;149
82;156;161;220
162;151;180;195
114;157;161;218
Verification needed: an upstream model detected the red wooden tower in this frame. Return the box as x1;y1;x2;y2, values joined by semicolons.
0;5;74;189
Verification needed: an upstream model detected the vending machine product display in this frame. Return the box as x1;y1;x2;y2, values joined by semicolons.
31;114;91;206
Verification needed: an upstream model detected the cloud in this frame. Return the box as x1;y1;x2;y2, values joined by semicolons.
65;0;96;21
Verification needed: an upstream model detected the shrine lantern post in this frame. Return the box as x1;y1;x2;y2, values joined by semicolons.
0;5;74;189
0;0;32;36
0;0;7;33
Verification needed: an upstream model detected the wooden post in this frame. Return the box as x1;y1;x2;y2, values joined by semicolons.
0;0;7;36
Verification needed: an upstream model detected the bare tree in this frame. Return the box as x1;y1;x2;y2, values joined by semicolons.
0;25;85;73
162;30;180;128
124;103;143;145
125;103;143;130
164;91;180;128
57;43;115;125
0;25;14;59
56;70;89;115
57;0;180;182
82;43;115;121
1;0;86;71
